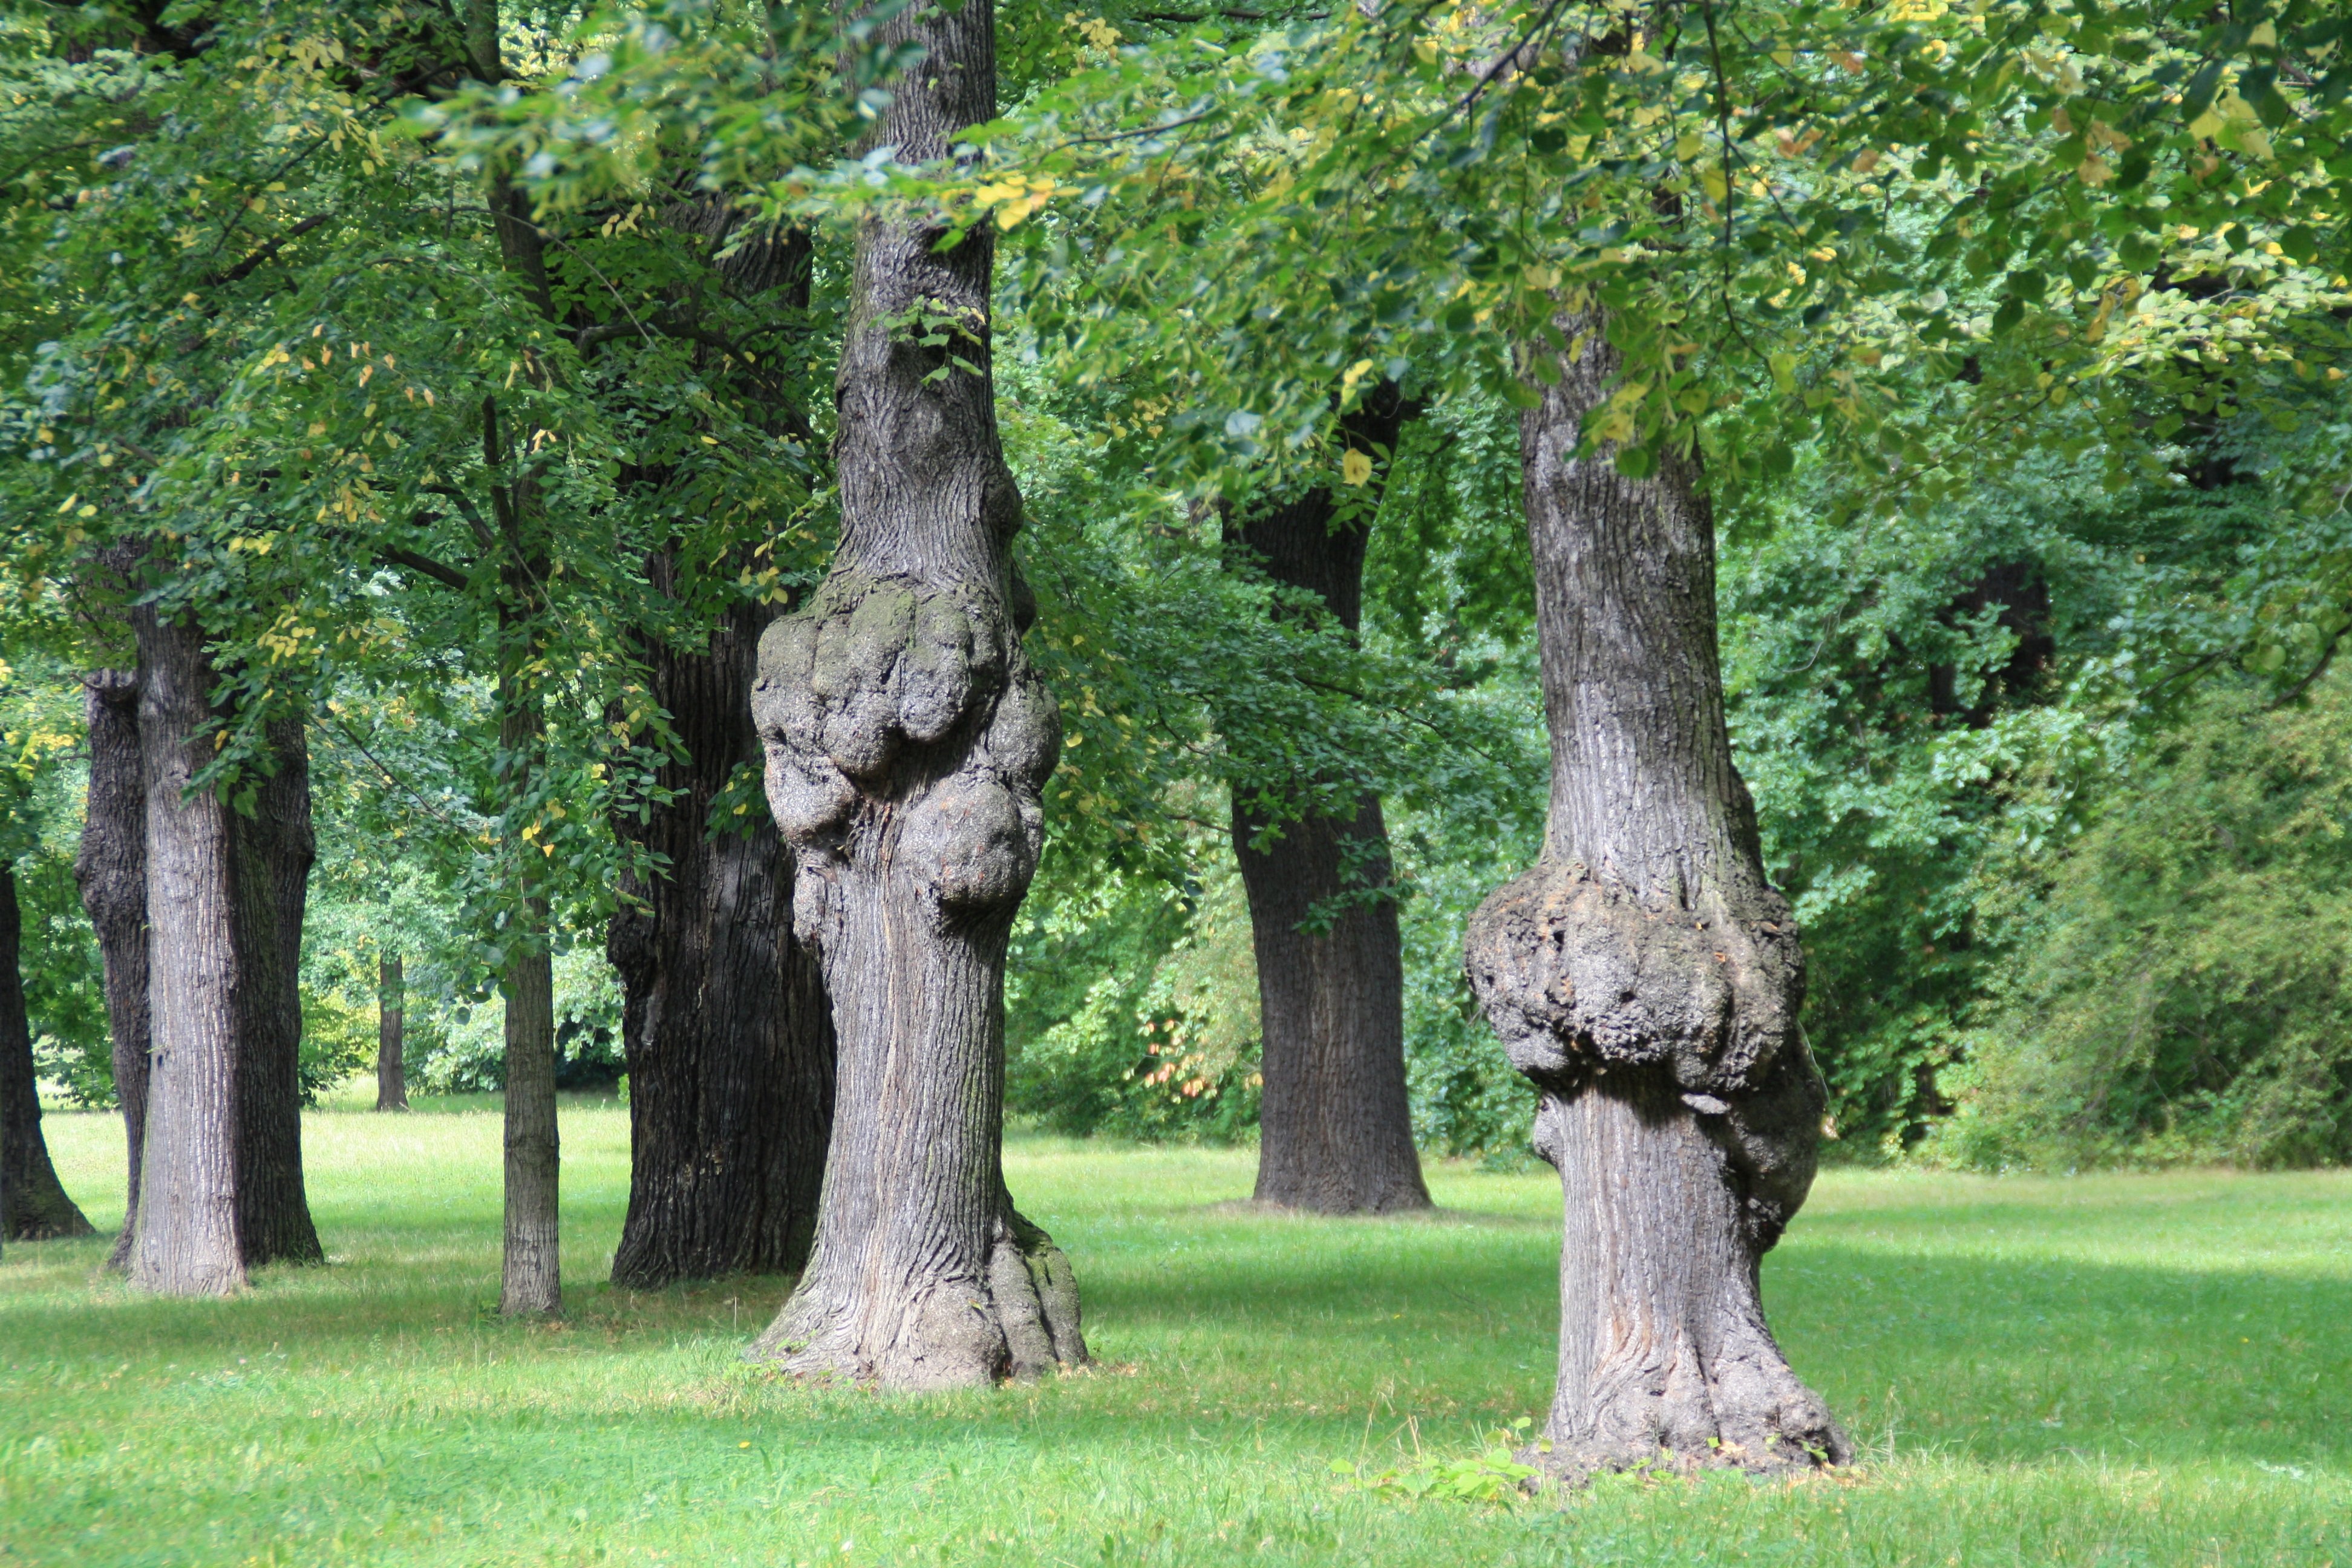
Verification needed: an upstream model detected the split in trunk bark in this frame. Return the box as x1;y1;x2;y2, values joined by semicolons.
376;953;408;1111
76;669;150;1270
1230;383;1428;1215
1;864;95;1242
1464;315;1846;1484
745;0;1083;1387
610;595;834;1288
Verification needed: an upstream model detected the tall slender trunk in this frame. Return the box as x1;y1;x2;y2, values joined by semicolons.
1465;316;1846;1483
128;609;246;1296
1;864;94;1241
610;596;834;1287
76;669;150;1269
746;0;1083;1387
230;716;321;1267
376;953;407;1111
1230;385;1427;1214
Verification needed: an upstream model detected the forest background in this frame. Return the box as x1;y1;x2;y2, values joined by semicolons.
5;0;2352;1185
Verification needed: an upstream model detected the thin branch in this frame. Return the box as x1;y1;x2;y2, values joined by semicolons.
200;212;331;290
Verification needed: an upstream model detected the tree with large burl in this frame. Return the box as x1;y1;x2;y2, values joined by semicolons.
745;0;1083;1387
1465;315;1847;1483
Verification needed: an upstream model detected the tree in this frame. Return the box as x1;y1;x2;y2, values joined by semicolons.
745;0;1085;1386
2;864;93;1243
376;953;407;1111
76;669;149;1267
1463;317;1846;1482
1229;381;1429;1214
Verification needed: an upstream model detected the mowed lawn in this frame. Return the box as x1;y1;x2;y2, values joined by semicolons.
2;1100;2347;1567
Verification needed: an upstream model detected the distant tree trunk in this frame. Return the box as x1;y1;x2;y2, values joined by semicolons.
230;716;322;1267
1;863;95;1241
76;669;149;1270
609;596;834;1287
376;953;407;1111
1927;561;2054;726
128;609;246;1296
1229;383;1428;1214
745;0;1083;1387
1465;315;1847;1483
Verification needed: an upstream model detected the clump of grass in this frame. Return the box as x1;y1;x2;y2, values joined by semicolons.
2;1106;2346;1566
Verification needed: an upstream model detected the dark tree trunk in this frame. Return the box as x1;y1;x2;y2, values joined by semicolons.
1230;385;1428;1214
1;864;95;1242
610;597;834;1288
128;610;246;1295
230;716;322;1267
746;0;1083;1387
76;669;150;1270
376;953;408;1111
1927;561;2054;726
1465;316;1847;1483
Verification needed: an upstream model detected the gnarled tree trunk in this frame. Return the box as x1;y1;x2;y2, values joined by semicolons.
76;669;150;1270
231;716;321;1267
1231;385;1428;1214
745;0;1083;1388
376;953;407;1111
1465;316;1846;1483
610;597;834;1288
1;864;94;1242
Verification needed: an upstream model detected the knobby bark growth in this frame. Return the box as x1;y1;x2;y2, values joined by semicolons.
1;863;95;1242
1465;316;1847;1483
376;953;408;1111
1229;383;1429;1214
76;669;150;1269
745;0;1084;1387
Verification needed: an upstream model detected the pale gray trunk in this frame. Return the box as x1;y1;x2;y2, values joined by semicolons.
1465;315;1846;1482
745;0;1082;1387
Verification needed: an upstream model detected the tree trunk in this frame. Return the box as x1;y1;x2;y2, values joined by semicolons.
1;864;94;1242
1464;315;1847;1483
1230;384;1428;1214
745;0;1083;1387
76;669;150;1270
610;597;834;1288
128;610;246;1296
230;716;322;1267
376;953;407;1111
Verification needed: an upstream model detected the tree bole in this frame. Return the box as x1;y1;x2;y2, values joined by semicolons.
1;863;95;1242
76;669;151;1270
1465;315;1846;1483
377;953;408;1112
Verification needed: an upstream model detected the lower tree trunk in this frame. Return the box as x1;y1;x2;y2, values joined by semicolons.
609;598;834;1289
128;610;246;1296
76;670;150;1270
376;953;407;1111
745;0;1082;1387
1464;314;1846;1483
229;716;321;1267
497;604;561;1316
1;864;94;1241
1227;382;1426;1213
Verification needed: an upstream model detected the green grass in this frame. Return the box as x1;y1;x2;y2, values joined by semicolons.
3;1103;2347;1567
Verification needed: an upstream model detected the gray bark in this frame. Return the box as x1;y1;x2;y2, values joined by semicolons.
76;669;149;1270
745;0;1083;1387
376;953;407;1111
231;716;321;1267
1;864;95;1242
1231;384;1428;1214
1465;315;1846;1482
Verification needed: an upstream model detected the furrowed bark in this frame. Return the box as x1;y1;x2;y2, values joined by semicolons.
376;953;408;1111
128;610;246;1296
1;864;95;1242
745;0;1083;1387
230;716;321;1267
1231;383;1428;1214
610;596;834;1288
76;669;150;1270
1465;315;1846;1483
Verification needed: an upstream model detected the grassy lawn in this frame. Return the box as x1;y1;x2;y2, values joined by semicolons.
2;1099;2347;1567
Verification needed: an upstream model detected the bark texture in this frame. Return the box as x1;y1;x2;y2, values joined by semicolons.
745;0;1083;1387
230;716;321;1267
76;669;150;1270
128;610;247;1296
1232;386;1428;1214
1;864;94;1241
376;953;408;1111
610;596;835;1288
1464;317;1846;1483
497;560;561;1316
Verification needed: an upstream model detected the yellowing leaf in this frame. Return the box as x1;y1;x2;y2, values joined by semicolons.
1341;449;1374;486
